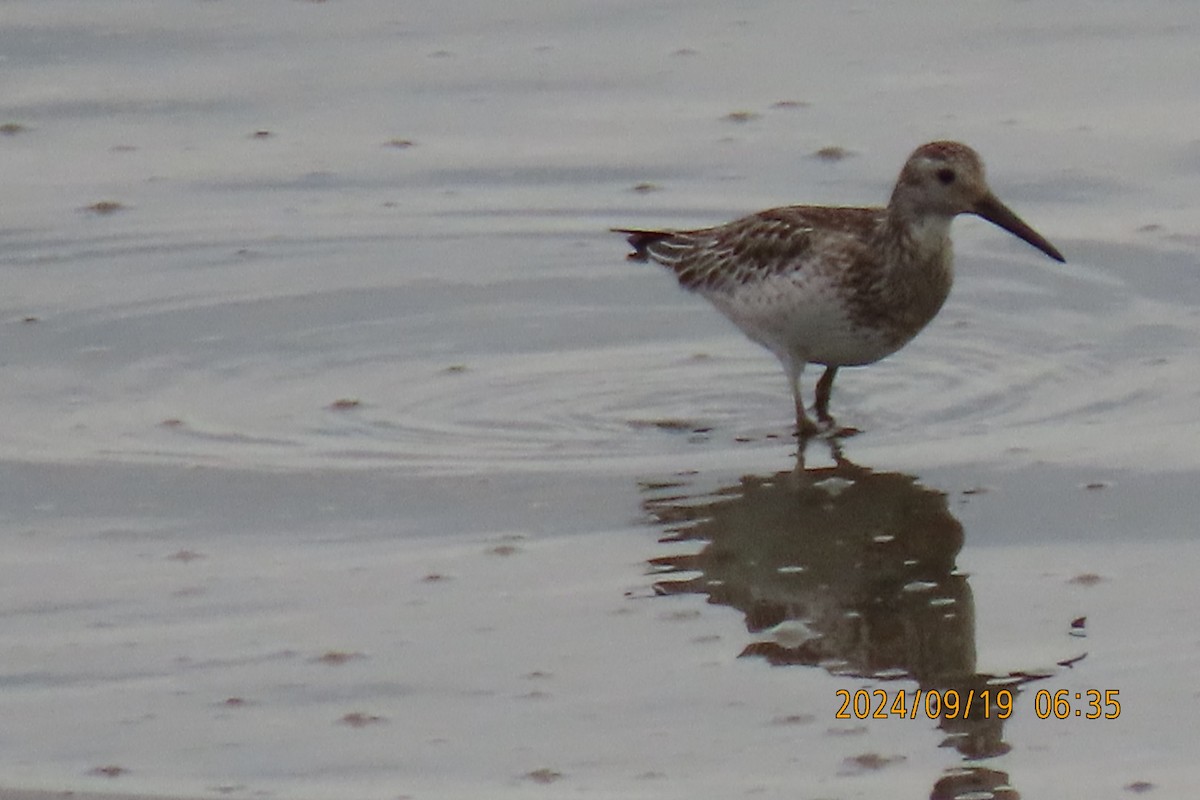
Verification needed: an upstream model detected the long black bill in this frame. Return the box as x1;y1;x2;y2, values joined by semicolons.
973;194;1065;263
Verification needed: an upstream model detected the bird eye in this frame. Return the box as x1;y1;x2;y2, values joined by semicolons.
935;168;956;185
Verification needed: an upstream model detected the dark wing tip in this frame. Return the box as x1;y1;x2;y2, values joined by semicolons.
611;227;673;262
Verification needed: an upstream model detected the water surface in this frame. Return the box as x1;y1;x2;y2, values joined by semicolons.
1;1;1199;798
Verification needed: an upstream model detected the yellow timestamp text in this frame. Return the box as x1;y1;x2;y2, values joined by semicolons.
833;688;1122;720
835;688;1014;720
1033;689;1120;719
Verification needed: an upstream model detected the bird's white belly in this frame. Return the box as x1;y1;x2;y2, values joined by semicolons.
703;273;898;367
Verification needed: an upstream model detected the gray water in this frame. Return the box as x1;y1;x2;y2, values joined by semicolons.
1;1;1199;798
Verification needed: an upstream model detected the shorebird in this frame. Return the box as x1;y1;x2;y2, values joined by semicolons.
615;141;1064;439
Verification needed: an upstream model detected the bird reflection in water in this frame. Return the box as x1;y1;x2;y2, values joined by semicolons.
641;441;1060;799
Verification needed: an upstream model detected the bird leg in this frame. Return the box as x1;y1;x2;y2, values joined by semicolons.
814;365;862;438
787;363;820;440
814;366;838;424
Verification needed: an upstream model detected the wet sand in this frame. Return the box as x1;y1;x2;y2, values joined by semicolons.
2;1;1199;798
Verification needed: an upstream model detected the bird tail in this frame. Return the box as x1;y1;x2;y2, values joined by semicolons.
611;228;674;262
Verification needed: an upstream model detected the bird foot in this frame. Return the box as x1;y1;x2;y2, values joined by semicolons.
824;423;861;439
794;419;821;441
814;413;860;440
795;410;860;442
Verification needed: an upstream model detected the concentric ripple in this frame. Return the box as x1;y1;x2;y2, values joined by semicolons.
305;344;793;473
6;224;1199;475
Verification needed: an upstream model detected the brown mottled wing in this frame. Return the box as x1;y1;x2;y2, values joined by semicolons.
615;205;883;294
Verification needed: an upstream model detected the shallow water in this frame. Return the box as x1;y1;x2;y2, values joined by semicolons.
2;1;1200;798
